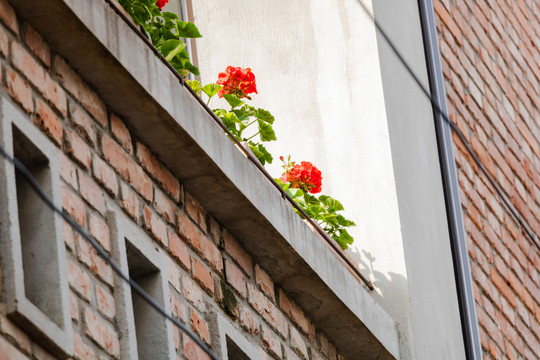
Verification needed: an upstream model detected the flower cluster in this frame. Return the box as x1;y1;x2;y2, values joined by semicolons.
216;66;258;99
279;156;322;194
155;0;168;10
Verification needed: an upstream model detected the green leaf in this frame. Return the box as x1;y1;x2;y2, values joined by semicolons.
161;11;179;20
248;142;273;165
258;120;276;142
186;80;202;94
201;83;222;99
319;195;344;212
255;108;275;124
159;39;186;61
223;94;245;109
176;21;203;38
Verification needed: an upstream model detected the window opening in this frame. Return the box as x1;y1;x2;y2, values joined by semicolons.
126;241;163;359
226;336;250;360
13;126;64;328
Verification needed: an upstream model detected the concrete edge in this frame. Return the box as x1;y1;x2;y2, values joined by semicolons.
9;0;400;357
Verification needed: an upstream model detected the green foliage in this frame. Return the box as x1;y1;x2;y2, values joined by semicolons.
276;179;356;249
117;0;201;77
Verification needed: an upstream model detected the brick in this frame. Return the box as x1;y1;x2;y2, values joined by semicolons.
168;229;191;270
58;149;78;190
238;304;259;335
25;24;51;67
182;332;210;360
0;22;8;58
0;315;32;354
54;56;107;127
0;335;28;360
83;308;120;357
72;333;96;360
136;142;180;201
102;134;152;201
78;170;106;214
183;274;205;312
92;155;118;197
61;184;86;226
256;264;275;300
192;257;214;295
11;42;66;115
164;254;181;292
225;258;246;298
95;284;115;320
69;102;97;146
223;230;252;276
261;325;282;359
119;182;139;221
190;309;210;345
178;212;223;274
0;0;18;34
34;99;62;145
67;260;92;301
70;292;79;321
279;289;311;336
170;292;188;322
5;68;33;113
185;193;206;231
110;114;132;154
33;343;56;360
63;219;76;252
290;326;308;359
154;188;176;224
65;129;91;169
248;283;287;338
89;213;110;252
143;205;168;247
208;217;221;244
76;236;114;286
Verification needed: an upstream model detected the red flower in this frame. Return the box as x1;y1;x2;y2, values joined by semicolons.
155;0;168;10
216;66;258;99
280;161;322;194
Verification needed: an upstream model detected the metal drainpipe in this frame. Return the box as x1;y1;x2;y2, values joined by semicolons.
417;1;483;359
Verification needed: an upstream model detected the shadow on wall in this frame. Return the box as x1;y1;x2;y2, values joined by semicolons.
348;248;407;306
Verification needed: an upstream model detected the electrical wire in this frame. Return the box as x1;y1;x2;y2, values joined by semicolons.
355;0;540;251
0;144;220;360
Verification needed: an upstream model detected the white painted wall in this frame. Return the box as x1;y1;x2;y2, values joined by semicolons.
188;0;465;358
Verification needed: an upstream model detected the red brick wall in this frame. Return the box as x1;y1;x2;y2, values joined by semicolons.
0;1;346;359
434;0;540;358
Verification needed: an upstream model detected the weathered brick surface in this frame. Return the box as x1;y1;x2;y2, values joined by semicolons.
0;7;350;360
434;0;540;358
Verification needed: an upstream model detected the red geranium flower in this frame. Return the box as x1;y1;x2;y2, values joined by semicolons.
280;160;323;194
156;0;168;10
216;66;258;99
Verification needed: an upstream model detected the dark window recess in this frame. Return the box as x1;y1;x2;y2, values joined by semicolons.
227;336;250;360
13;125;63;328
126;241;163;359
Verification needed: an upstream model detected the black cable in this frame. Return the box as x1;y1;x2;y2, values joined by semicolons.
356;0;540;250
0;144;220;360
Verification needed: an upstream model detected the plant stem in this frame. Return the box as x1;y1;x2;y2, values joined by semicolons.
245;131;260;141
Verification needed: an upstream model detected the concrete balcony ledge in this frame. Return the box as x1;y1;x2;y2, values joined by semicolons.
10;0;400;358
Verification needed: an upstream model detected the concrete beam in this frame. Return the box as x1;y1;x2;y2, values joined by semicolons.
10;0;400;357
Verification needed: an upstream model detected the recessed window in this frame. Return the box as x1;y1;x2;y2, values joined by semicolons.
226;336;251;360
0;97;73;358
214;313;261;360
109;212;175;360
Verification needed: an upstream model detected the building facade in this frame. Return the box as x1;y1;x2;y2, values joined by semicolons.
0;0;538;359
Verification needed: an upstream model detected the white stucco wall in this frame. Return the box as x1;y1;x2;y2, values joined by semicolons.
188;0;465;358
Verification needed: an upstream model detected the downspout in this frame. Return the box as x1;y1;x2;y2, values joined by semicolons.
417;1;483;359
